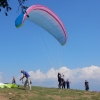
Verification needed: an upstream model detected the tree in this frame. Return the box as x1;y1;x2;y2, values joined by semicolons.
0;0;28;16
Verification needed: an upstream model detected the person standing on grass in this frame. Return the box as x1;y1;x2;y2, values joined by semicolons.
12;76;16;84
20;70;31;90
61;77;66;89
66;79;71;89
85;80;89;91
57;72;61;88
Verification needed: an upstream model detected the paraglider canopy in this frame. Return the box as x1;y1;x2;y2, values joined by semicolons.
15;5;67;45
0;83;19;88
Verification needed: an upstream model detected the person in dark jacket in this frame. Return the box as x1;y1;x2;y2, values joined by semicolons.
85;80;89;91
66;79;71;89
57;72;61;88
12;76;16;84
61;77;65;89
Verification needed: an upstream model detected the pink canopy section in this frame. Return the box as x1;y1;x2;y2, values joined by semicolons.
24;5;66;36
23;5;67;45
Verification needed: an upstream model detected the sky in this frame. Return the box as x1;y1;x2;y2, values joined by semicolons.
0;0;100;90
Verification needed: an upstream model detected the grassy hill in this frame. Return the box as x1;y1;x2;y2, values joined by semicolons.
0;86;100;100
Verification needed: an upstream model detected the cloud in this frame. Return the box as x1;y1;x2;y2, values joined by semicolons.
28;65;100;90
29;65;100;81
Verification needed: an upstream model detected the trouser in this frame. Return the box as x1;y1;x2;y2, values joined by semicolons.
24;77;31;90
62;82;65;89
85;86;89;91
67;85;70;89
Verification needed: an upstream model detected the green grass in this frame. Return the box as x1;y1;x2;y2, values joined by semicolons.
0;86;100;100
